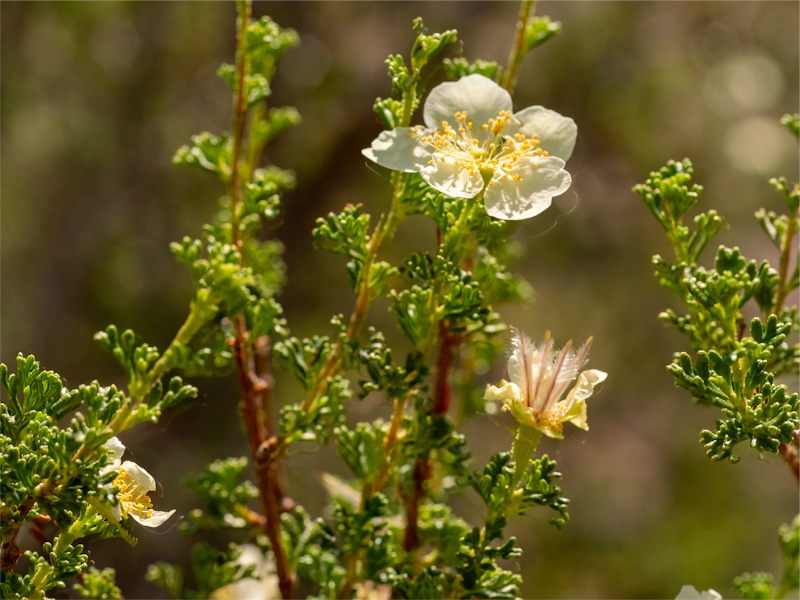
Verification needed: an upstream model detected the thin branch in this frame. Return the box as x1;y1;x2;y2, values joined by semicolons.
772;206;798;315
502;0;536;94
228;2;294;596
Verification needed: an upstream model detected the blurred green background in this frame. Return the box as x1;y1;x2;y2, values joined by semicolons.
1;2;798;598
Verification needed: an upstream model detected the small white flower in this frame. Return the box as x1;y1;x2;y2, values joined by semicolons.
485;329;607;439
354;580;392;600
362;73;577;220
103;437;175;528
209;544;280;600
675;585;723;600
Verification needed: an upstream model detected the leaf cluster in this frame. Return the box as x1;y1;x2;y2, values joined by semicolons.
147;542;259;600
180;457;259;535
734;516;799;600
634;149;799;462
0;355;156;598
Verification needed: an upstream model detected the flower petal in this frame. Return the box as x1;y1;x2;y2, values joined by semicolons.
362;127;432;172
563;398;589;431
484;381;522;405
131;508;176;528
569;369;608;403
120;460;156;493
420;153;484;198
423;74;512;134
676;586;723;600
484;156;571;220
110;503;122;521
514;106;578;161
563;369;608;430
104;437;126;467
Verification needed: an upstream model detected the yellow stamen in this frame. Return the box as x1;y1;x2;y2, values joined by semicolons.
114;469;155;521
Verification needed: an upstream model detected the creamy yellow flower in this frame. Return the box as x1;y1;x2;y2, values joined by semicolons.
362;74;577;220
104;437;175;527
675;585;722;600
485;329;607;439
354;580;392;600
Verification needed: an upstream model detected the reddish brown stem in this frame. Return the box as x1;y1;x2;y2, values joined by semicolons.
227;3;294;595
404;323;463;552
2;480;56;572
779;430;799;485
233;320;295;598
403;455;431;552
432;322;461;414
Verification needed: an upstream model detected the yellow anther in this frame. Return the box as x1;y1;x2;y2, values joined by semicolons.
114;469;155;520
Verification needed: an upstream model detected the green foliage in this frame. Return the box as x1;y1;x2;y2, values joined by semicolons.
73;567;121;600
147;542;259;600
634;149;799;462
357;330;429;400
777;516;800;599
372;20;458;129
173;132;232;179
218;16;299;107
388;565;449;600
274;335;333;392
734;516;799;600
401;396;470;471
278;373;349;446
667;315;799;461
735;571;775;600
468;453;569;529
2;357;120;526
442;58;499;81
333;494;399;580
312;205;373;286
522;16;562;53
335;422;388;482
781;113;799;140
181;457;259;534
2;4;590;599
282;507;346;599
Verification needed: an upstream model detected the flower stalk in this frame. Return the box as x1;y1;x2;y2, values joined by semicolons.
502;0;536;93
512;423;542;486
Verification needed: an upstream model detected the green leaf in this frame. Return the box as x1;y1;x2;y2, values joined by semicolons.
523;16;562;52
335;422;388;482
409;20;458;73
442;58;499;81
172;132;231;179
73;567;121;600
781;113;799;140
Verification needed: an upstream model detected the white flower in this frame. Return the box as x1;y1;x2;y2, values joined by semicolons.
485;329;607;439
209;544;280;600
354;580;392;600
675;585;723;600
362;74;577;220
103;437;175;527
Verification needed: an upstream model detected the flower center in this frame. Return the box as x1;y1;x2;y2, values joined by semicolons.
114;469;155;521
422;110;547;184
